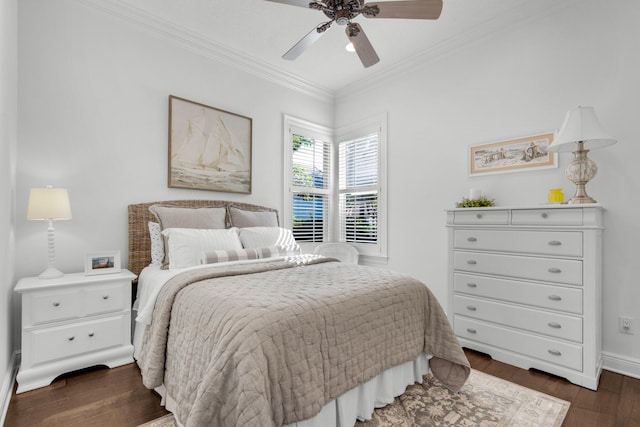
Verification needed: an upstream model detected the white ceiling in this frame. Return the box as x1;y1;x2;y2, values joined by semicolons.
90;0;572;95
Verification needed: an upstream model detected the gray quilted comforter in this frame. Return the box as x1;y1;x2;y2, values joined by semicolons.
137;258;470;427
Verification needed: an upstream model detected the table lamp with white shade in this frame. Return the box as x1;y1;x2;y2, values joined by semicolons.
545;106;617;204
27;186;72;279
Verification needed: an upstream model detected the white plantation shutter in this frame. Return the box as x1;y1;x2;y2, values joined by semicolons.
290;133;332;242
338;133;379;244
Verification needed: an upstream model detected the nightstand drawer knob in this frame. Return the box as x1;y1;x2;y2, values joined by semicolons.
476;214;483;219
466;305;477;311
88;332;95;337
466;283;477;288
467;237;477;242
466;328;477;334
466;260;477;265
102;295;109;300
548;240;562;246
52;302;60;307
548;267;562;273
548;322;562;329
548;349;562;356
548;295;562;301
541;213;549;218
68;336;75;341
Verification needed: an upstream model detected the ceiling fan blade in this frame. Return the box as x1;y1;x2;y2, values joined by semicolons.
283;25;328;60
364;0;443;19
264;0;312;8
346;23;379;68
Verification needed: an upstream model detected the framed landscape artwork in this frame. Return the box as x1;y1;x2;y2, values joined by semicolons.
168;95;252;193
469;133;557;176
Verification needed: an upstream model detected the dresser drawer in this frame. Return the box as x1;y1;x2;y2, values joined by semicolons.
26;314;129;366
511;208;583;226
454;273;583;314
454;229;583;257
455;317;582;371
454;295;582;342
453;251;583;285
453;210;509;225
29;290;82;325
84;282;128;316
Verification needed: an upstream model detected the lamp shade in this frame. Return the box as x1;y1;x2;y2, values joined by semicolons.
27;187;72;220
546;106;617;153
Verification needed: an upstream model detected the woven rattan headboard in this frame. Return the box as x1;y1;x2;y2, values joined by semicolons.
127;200;279;279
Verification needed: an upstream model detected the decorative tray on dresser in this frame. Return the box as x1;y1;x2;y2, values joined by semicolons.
15;269;136;393
446;205;603;390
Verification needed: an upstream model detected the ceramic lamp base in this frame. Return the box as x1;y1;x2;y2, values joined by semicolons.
38;266;64;280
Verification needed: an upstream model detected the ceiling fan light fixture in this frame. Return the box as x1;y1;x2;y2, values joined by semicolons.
345;42;355;52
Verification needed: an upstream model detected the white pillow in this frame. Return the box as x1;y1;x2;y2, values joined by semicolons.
148;222;164;265
162;227;243;269
237;227;298;249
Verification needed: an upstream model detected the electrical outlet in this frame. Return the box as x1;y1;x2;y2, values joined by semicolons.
619;316;634;334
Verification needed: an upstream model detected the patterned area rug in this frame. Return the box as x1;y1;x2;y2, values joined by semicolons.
137;369;570;427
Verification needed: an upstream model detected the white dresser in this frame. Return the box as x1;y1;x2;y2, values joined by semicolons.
446;205;603;390
15;269;136;393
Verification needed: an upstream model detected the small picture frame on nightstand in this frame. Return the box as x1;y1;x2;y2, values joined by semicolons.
85;250;121;275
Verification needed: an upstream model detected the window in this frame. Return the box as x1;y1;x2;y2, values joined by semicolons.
284;114;387;258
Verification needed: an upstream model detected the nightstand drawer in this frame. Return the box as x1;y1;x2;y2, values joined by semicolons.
455;317;582;371
84;283;127;315
454;295;583;342
30;290;82;325
454;273;583;314
27;315;129;366
453;251;583;285
511;208;583;226
453;210;509;225
454;229;583;257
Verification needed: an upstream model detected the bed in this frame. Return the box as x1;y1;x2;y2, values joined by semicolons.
128;200;470;427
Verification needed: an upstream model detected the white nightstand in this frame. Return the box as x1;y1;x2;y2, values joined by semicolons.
15;269;136;393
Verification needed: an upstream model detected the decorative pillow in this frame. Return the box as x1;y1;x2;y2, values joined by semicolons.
255;245;301;259
199;248;260;265
148;222;163;265
149;205;227;268
228;206;278;228
162;227;243;270
237;227;298;249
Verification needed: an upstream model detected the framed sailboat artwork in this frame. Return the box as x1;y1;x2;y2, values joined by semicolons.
168;95;252;193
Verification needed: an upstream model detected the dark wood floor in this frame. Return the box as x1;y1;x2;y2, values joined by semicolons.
5;349;640;426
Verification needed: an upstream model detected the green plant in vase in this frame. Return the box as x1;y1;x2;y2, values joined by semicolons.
456;196;495;208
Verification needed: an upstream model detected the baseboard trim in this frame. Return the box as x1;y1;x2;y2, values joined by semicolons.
0;350;19;427
602;351;640;380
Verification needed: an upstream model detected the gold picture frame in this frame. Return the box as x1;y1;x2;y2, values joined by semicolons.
168;95;252;193
469;133;557;176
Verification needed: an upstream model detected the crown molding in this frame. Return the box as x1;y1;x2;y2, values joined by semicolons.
336;0;582;101
77;0;335;103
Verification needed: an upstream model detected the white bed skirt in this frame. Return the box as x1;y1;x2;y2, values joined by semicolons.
134;318;430;427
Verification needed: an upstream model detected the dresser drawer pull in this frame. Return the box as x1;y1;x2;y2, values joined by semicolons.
541;213;549;219
476;213;483;219
52;302;60;307
466;328;477;334
68;336;75;341
467;237;478;242
466;305;477;311
548;349;562;356
466;260;477;265
102;295;110;300
548;295;562;301
88;332;95;337
548;240;562;246
466;283;477;288
548;267;562;273
548;322;562;329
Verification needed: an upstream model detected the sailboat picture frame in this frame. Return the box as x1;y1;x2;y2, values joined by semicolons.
168;95;252;193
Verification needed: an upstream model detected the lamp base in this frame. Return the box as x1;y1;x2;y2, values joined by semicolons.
38;266;64;280
565;143;598;205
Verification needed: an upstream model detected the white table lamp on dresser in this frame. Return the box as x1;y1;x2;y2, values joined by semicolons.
27;186;72;279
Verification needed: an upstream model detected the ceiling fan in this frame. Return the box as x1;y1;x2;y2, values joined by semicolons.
266;0;443;68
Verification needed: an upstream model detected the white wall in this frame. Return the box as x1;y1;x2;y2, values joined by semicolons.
0;0;18;414
336;0;640;369
14;0;332;347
